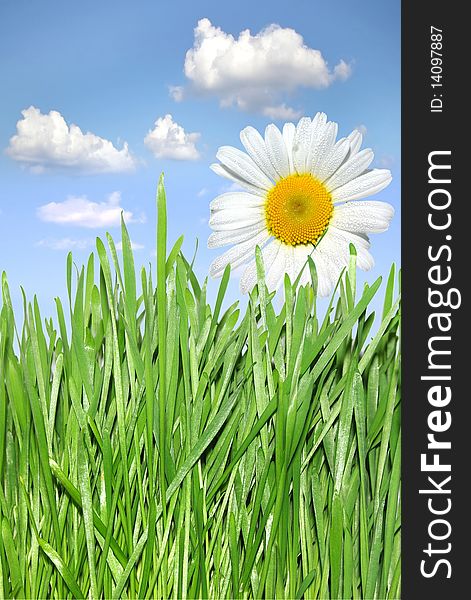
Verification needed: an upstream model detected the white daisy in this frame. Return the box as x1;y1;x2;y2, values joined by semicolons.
208;113;394;296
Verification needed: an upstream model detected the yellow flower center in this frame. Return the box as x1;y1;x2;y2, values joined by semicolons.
265;174;333;246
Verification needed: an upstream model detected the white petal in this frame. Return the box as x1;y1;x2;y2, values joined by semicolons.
293;117;312;174
312;112;328;127
310;250;335;297
209;230;270;278
329;226;370;249
325;227;374;271
208;223;265;249
310;122;338;179
315;137;350;182
210;163;267;197
332;201;395;233
265;124;291;178
332;169;392;203
335;236;369;266
318;229;350;262
282;123;296;175
239;262;258;294
239;238;280;293
306;114;330;165
209;206;264;231
265;242;288;292
216;146;273;190
314;232;348;290
210;192;265;212
347;129;363;156
356;247;375;270
284;246;296;283
298;263;313;287
291;245;313;284
240;127;280;182
325;148;375;191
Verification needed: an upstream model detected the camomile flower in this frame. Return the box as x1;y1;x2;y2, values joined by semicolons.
208;113;394;296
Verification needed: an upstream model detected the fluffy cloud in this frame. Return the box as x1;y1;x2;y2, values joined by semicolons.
197;187;209;197
37;191;144;228
174;19;351;116
262;104;302;120
169;86;185;102
36;238;95;251
6;106;136;173
36;238;144;251
144;114;200;160
115;241;144;251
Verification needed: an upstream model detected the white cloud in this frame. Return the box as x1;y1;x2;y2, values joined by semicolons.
144;114;200;160
115;240;144;251
169;86;185;102
37;191;144;228
218;182;244;194
37;237;144;252
36;238;95;251
262;104;302;120
197;187;209;197
6;106;136;173
333;61;352;81
355;124;368;136
175;18;351;116
378;155;395;168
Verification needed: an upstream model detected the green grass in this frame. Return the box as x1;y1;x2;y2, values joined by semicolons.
0;178;401;599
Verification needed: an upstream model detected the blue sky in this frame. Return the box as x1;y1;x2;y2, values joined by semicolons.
0;0;400;319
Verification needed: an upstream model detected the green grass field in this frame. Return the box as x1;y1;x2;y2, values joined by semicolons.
0;179;401;599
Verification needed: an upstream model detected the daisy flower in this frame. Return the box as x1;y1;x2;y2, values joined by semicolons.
207;113;394;296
